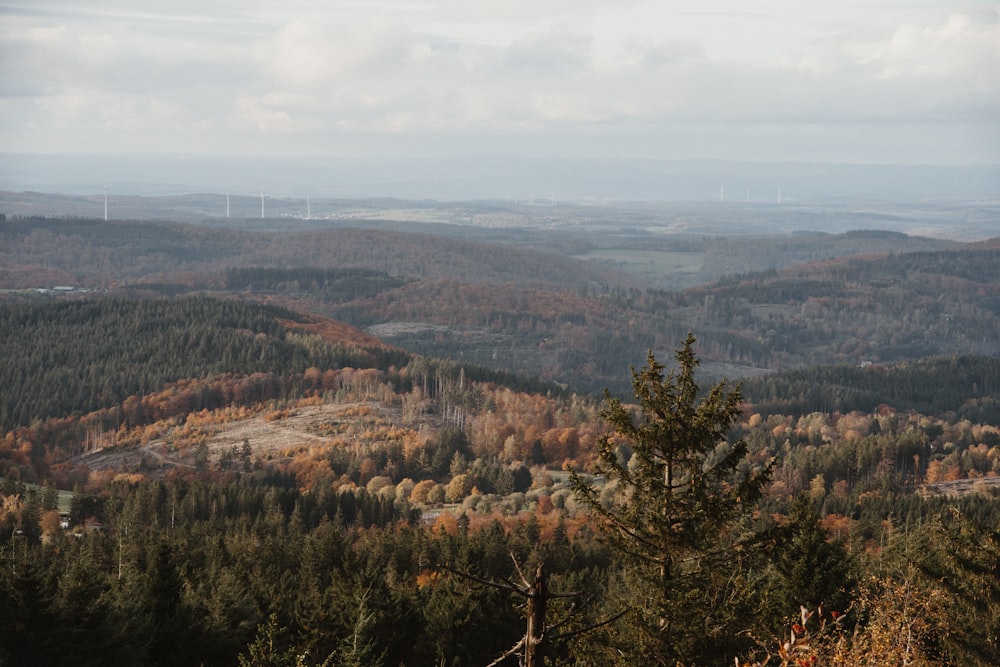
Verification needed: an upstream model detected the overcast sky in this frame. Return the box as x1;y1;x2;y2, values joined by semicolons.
2;1;999;166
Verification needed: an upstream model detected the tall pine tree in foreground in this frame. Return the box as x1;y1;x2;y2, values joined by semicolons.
572;333;771;665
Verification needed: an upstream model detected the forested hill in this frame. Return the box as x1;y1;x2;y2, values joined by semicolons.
0;297;408;432
0;216;634;289
644;240;1000;370
3;215;998;397
742;355;1000;421
695;229;957;283
312;239;1000;394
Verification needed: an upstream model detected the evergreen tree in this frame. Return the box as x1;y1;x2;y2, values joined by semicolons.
917;507;1000;665
571;334;771;665
238;614;302;667
770;494;854;618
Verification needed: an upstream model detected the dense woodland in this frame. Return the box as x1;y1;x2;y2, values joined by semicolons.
1;297;1000;665
2;213;1000;665
325;241;1000;393
0;298;408;433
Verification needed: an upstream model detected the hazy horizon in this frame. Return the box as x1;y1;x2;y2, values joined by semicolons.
3;154;1000;203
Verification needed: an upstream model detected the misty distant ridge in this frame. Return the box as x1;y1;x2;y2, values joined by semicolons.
1;154;998;202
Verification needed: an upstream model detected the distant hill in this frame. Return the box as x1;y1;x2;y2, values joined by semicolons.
316;239;1000;394
0;297;406;432
742;355;1000;420
2;215;997;397
0;216;635;289
695;230;957;282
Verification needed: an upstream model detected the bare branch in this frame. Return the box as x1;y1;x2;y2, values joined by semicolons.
483;638;524;667
550;607;632;642
437;563;524;595
510;552;530;589
546;598;584;633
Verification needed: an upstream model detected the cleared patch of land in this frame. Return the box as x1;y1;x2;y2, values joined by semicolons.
73;400;444;475
921;476;1000;498
367;322;456;338
573;249;705;279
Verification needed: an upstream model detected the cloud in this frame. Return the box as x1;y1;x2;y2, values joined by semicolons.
0;1;997;164
266;19;414;86
501;27;592;74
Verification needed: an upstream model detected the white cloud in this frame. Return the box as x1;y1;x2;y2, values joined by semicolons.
0;1;997;164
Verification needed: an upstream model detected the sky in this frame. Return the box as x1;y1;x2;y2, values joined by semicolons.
1;1;999;169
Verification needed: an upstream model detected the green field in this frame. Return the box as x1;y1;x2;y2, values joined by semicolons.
20;482;75;514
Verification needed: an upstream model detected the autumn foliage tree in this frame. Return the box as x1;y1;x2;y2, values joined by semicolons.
572;333;771;665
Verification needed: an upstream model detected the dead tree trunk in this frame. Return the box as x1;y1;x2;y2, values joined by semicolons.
523;564;547;667
440;556;624;667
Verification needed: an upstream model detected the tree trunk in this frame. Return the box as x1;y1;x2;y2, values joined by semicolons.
524;564;548;667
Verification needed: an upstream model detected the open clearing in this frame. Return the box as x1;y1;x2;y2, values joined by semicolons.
74;400;441;475
574;249;704;279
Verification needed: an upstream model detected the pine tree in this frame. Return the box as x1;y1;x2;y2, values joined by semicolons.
771;494;854;618
571;334;771;665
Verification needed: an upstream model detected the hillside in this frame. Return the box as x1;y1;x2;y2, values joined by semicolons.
0;297;406;433
742;355;1000;421
2;215;998;396
312;240;1000;393
0;216;635;289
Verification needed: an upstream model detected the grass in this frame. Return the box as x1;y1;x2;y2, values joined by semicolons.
20;482;75;514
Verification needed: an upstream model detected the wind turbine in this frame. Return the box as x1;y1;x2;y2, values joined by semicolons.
226;192;230;218
103;189;108;221
260;188;265;219
306;196;311;220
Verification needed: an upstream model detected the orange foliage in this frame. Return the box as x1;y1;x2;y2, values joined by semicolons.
289;455;334;490
409;479;436;505
924;460;944;484
415;569;440;589
433;512;458;535
943;464;964;482
0;494;23;523
401;431;428;459
276;314;388;349
819;513;853;542
540;427;579;464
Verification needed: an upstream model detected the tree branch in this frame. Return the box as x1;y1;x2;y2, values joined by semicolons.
437;562;524;595
549;607;632;642
483;638;524;667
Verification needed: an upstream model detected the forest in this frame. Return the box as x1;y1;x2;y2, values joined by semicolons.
1;206;999;665
4;215;997;395
1;296;999;665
